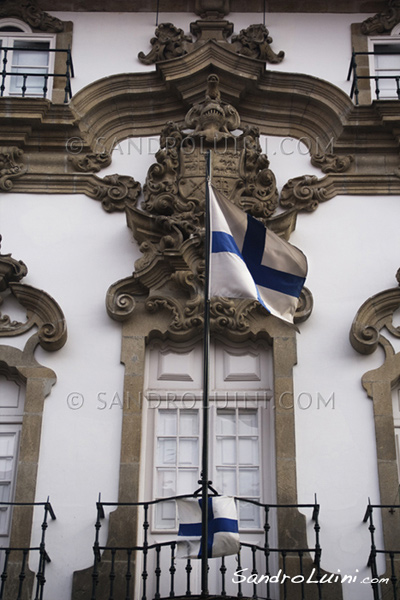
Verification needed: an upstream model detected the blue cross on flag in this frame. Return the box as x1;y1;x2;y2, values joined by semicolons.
176;496;240;559
209;184;307;325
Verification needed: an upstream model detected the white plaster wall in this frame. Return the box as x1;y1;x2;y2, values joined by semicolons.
52;11;366;98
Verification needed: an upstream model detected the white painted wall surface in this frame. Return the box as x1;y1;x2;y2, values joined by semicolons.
52;11;366;98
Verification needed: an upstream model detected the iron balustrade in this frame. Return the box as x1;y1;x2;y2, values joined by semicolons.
0;47;74;103
363;501;400;600
347;50;400;105
0;500;56;600
90;494;323;600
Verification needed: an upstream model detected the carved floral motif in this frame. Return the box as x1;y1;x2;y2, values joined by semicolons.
0;147;27;191
361;0;400;35
138;23;193;65
231;24;284;63
0;0;64;33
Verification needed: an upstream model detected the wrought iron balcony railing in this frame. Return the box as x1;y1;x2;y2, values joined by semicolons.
347;50;400;104
363;501;400;600
90;494;323;600
0;47;74;103
0;500;56;600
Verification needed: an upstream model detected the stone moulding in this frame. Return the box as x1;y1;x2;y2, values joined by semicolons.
350;269;400;585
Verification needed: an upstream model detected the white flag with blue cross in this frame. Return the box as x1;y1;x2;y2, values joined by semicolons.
209;184;307;325
176;496;240;559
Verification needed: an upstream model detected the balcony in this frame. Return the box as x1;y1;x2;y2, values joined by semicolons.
89;494;324;600
0;46;74;104
0;500;55;600
347;50;400;105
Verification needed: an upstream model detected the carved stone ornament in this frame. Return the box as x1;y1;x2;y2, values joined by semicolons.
310;153;354;174
70;152;112;173
138;23;193;65
0;239;67;351
0;147;27;191
195;0;230;19
107;75;311;334
361;0;400;35
88;174;142;213
139;18;284;65
231;24;284;63
350;268;400;357
0;0;64;33
280;174;332;212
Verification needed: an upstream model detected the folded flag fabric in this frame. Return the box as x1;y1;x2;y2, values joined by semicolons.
176;496;240;559
209;184;307;324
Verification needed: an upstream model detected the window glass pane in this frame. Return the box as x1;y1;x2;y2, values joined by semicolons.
13;41;50;66
157;410;177;436
238;500;260;529
156;468;176;497
238;411;258;435
216;467;236;495
216;437;236;465
178;438;198;466
157;438;176;465
238;438;259;465
180;410;199;435
154;499;176;529
239;468;260;497
216;410;235;435
176;469;198;495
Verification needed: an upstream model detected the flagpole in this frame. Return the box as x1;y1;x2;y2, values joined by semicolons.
201;149;211;597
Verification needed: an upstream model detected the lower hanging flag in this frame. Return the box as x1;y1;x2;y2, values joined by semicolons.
176;496;240;559
209;184;307;325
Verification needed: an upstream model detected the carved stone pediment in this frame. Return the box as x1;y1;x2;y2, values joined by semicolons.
107;75;312;333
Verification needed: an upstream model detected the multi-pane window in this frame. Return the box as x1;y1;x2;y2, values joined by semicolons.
0;426;21;537
154;409;200;529
153;405;263;530
368;37;400;99
0;23;55;98
215;408;261;529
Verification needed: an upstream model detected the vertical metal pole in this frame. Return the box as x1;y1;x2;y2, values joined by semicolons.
263;0;266;26
201;150;212;597
156;0;160;26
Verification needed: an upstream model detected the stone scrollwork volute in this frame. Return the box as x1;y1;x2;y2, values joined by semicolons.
0;147;27;191
310;153;354;174
361;0;400;35
89;174;142;213
280;174;331;213
107;74;311;334
0;238;67;352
